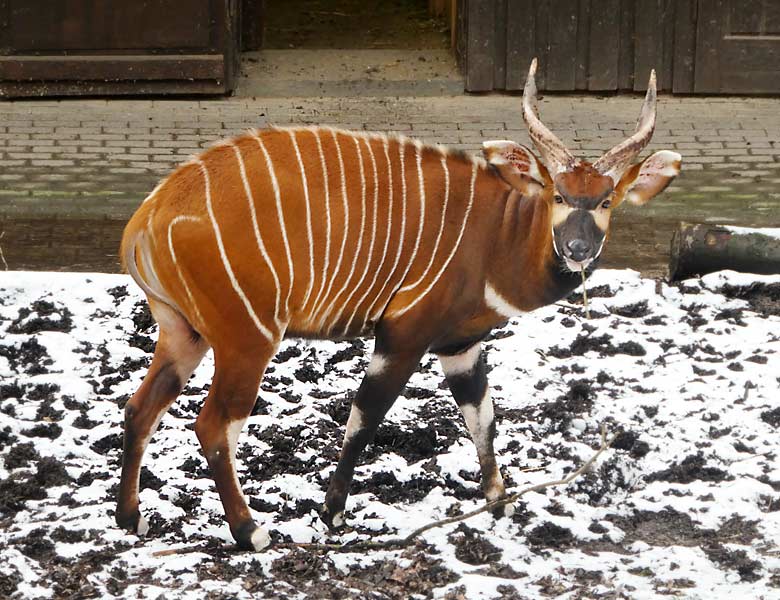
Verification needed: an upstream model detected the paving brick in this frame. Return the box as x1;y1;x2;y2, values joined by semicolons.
56;126;101;135
7;126;54;134
7;138;37;147
729;155;773;163
80;133;127;142
13;152;51;160
152;140;200;148
700;148;748;156
105;139;150;148
31;159;76;167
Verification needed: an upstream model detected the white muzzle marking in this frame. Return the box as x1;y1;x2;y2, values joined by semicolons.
564;256;593;272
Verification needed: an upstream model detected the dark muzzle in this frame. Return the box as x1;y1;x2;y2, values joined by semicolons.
565;239;592;262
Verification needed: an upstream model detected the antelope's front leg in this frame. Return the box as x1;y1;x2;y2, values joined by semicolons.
323;346;425;530
438;343;512;517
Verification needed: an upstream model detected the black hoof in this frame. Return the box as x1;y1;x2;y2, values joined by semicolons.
490;498;515;520
116;508;149;535
320;504;347;531
232;519;270;552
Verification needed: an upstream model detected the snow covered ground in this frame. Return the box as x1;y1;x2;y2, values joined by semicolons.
0;269;779;599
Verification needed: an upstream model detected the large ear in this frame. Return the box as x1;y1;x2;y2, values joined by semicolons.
482;140;547;195
617;150;682;206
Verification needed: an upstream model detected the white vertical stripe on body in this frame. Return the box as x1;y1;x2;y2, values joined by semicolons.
389;161;479;318
311;129;349;326
166;215;206;328
253;133;295;317
394;140;427;287
305;128;332;319
288;130;316;309
322;135;368;332
197;159;275;341
341;136;380;334
368;137;408;321
363;136;395;323
399;154;450;293
231;143;283;327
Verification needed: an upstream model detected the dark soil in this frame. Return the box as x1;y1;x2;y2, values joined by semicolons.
526;522;575;549
606;507;732;548
704;543;762;582
548;333;646;359
273;345;303;363
567;285;615;304
131;301;154;332
575;455;631;506
0;426;16;450
4;442;40;469
35;456;72;487
0;570;22;597
106;285;129;304
536;379;593;434
645;453;731;484
7;299;74;334
611;430;650;459
0;456;70;514
240;425;313;480
761;407;780;428
369;422;439;463
352;470;439;503
324;339;365;371
0;475;47;514
128;332;156;354
720;282;780;317
448;524;502;565
91;433;123;456
21;422;63;439
0;381;24;400
610;300;650;318
0;337;53;375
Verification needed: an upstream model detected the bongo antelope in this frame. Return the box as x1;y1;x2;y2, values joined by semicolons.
116;60;681;551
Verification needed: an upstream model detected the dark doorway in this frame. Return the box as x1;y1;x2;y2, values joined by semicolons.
237;0;461;97
262;0;450;49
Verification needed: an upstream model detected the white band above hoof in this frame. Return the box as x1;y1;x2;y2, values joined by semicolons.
136;515;150;536
331;512;344;528
251;527;271;552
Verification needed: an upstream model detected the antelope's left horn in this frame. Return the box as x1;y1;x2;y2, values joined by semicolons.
593;70;658;182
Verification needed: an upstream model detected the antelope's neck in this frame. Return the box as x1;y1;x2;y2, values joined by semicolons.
484;192;581;319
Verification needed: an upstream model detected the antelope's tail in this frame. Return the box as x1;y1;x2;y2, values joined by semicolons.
120;221;182;314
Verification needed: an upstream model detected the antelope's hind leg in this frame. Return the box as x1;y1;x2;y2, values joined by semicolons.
116;301;209;535
194;341;276;551
438;343;512;518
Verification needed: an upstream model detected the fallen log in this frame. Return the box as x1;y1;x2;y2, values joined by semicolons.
669;223;780;282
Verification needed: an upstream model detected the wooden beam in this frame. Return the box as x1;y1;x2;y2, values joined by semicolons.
0;55;225;81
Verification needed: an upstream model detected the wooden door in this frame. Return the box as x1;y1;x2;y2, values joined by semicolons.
695;0;780;93
0;0;240;96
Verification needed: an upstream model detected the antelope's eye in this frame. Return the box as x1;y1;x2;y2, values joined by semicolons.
601;199;612;209
554;194;564;204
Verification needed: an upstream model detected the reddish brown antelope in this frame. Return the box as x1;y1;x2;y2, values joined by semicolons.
116;60;681;550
